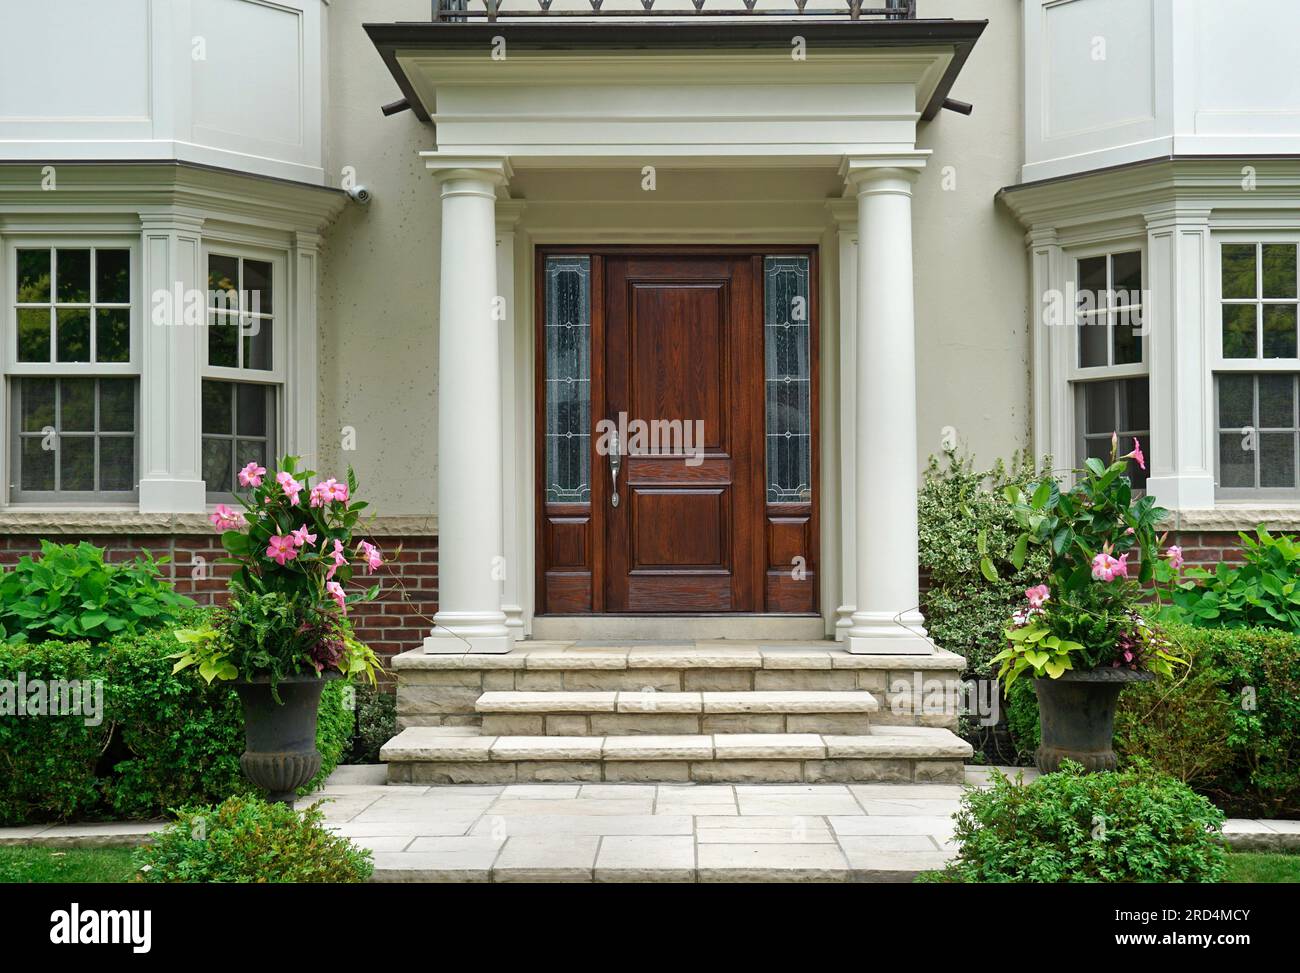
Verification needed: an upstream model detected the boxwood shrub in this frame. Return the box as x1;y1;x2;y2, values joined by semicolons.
0;615;353;826
928;763;1227;883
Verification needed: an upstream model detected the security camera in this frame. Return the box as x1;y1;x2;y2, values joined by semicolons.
347;185;371;205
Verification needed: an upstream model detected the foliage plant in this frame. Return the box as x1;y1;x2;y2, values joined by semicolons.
986;434;1186;687
0;541;192;646
1163;528;1300;630
171;456;383;691
134;795;372;883
346;682;397;764
0;618;353;826
918;449;1051;674
928;762;1227;883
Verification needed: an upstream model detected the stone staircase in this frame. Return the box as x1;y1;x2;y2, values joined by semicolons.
381;641;973;785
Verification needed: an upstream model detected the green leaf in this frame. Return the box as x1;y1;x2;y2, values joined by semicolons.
979;557;998;582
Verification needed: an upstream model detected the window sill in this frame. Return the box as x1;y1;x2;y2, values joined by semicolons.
1162;505;1300;533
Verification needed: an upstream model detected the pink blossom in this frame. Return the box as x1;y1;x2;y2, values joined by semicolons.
1114;553;1130;579
1125;526;1135;535
1166;545;1184;570
1025;584;1050;609
326;580;347;611
311;478;349;507
356;540;383;574
1124;437;1147;472
266;534;299;566
238;462;266;488
208;503;245;532
1091;551;1122;582
276;471;303;506
324;538;348;580
290;525;317;549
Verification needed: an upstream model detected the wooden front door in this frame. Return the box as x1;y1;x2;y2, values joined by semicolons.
537;247;818;616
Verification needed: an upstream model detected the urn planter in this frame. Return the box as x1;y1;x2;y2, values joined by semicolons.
1034;668;1154;773
233;671;340;805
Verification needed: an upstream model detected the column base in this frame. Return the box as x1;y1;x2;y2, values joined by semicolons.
424;611;512;655
1143;473;1216;512
846;609;932;655
138;477;206;514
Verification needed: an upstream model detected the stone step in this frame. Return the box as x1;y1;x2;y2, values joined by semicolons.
475;690;879;736
382;726;972;785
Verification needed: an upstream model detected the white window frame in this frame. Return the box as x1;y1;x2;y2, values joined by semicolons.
2;235;142;505
200;242;288;501
1210;232;1300;500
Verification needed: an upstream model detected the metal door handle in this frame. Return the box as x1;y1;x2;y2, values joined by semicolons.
609;430;621;508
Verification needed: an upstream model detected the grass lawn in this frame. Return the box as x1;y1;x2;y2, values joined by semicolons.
1223;852;1300;883
0;846;139;884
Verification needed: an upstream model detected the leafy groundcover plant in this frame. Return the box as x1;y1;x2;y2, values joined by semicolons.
925;762;1228;883
1164;528;1300;630
172;456;383;691
134;795;372;883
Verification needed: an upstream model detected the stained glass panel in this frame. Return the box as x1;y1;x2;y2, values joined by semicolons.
544;256;591;504
764;256;811;504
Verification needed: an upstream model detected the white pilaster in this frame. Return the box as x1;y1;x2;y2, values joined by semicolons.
422;155;513;654
1143;205;1216;509
289;230;321;470
842;159;931;654
138;211;206;513
496;200;526;640
827;200;858;642
1027;226;1068;466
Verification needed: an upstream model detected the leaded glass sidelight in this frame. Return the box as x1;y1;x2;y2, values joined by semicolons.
764;256;812;503
544;256;592;503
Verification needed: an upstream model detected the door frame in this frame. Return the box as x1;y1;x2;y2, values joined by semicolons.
533;243;820;616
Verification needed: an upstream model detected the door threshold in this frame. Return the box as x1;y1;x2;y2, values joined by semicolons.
529;615;829;642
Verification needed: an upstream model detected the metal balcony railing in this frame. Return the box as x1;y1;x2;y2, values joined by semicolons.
432;0;918;21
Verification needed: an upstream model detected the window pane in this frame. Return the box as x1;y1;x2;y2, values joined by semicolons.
60;436;94;492
1219;374;1254;429
1111;251;1142;304
1219;432;1255;488
17;308;51;362
1123;377;1150;431
1076;256;1107;312
202;438;232;493
765;255;812;503
99;379;135;432
17;249;51;302
20;379;56;433
235;439;267;478
1260;432;1297;488
243;316;272;370
202;380;233;435
92;307;130;363
1258;374;1295;428
56;249;90;303
1222;244;1257;300
1222;304;1257;358
98;437;135;492
61;379;94;432
208;312;238;368
1262;244;1297;299
243;260;272;314
1078;315;1108;367
208;254;239;311
1263;304;1298;359
1083;381;1116;434
20;438;55;492
56;308;90;362
1113;309;1142;365
236;383;268;437
95;249;131;304
544;255;592;504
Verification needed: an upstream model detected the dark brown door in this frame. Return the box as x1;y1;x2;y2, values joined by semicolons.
601;254;764;612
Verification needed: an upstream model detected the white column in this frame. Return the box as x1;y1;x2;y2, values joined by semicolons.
827;200;858;641
843;163;930;654
138;211;206;513
496;201;526;640
288;230;321;470
1143;205;1216;510
423;156;512;654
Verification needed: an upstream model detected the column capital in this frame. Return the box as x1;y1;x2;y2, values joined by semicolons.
420;152;512;186
840;152;929;194
1143;203;1212;232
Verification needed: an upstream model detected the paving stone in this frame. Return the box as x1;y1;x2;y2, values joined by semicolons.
322;764;390;786
657;784;737;803
700;691;876;714
656;803;737;816
856;798;960;817
616;691;703;713
849;784;968;801
488;799;655;816
396;686;482;714
735;792;863;816
691;760;804;784
580;784;658;799
493;835;600;882
490;736;604;761
702;714;786;733
712;734;826;759
371;849;493;883
595;836;696;882
829;815;956;839
381;730;496;762
28;822;161;848
841;849;953;881
406;762;518;785
913;760;966;784
526;649;627;670
350;796;493;820
835;834;942;853
501;784;582;799
354;836;417;852
332;816;480;838
758;649;834;670
822;730;970;759
478;691;615;713
603;735;714;760
402;836;506;868
696;816;835;844
603;760;693;782
786;714;874;734
804;759;913;784
697;842;851;882
470;814;694;837
516;761;604;783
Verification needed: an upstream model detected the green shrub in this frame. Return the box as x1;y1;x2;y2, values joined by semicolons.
1003;677;1040;762
0;541;192;645
0;615;353;826
134;796;372;883
346;682;396;764
931;763;1227;883
919;450;1051;674
1166;529;1300;630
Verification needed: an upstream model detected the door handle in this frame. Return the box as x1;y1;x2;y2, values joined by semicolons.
608;429;621;508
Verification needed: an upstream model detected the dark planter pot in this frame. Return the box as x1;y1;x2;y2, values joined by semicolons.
1034;668;1154;774
233;671;340;806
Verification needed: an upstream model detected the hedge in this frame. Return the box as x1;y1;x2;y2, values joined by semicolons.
0;616;353;826
1006;622;1300;818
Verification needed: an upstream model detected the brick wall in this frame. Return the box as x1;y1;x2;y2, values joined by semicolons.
1163;529;1248;570
0;532;438;677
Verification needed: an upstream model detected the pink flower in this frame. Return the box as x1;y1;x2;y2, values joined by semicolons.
356;540;383;574
1091;550;1122;582
1166;545;1184;570
266;534;298;566
1125;526;1135;535
1025;584;1050;609
1114;553;1130;579
276;471;303;506
290;525;317;549
324;538;348;580
326;581;347;611
238;462;266;488
208;503;245;532
1124;437;1146;472
311;478;349;507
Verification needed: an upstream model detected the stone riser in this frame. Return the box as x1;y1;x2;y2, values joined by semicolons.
480;712;875;736
387;758;966;786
